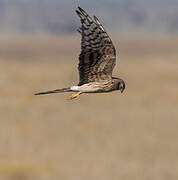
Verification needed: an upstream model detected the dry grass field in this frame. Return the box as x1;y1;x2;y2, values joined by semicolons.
0;34;178;180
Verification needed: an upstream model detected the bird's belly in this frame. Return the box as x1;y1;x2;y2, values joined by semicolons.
78;81;114;93
78;83;101;93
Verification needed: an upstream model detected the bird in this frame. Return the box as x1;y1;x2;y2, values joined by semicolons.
35;6;125;99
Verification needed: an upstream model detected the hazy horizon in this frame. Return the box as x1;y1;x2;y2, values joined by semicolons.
0;0;178;36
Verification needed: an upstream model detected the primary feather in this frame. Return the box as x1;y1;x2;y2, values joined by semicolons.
76;6;116;86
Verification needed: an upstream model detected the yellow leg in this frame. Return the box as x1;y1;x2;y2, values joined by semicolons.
70;92;81;100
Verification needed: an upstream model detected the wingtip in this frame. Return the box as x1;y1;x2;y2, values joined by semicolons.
76;9;82;16
77;6;83;11
76;6;82;13
77;6;88;16
75;9;79;14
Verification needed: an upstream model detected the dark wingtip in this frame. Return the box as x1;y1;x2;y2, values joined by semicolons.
76;9;81;16
77;6;88;16
76;6;82;13
78;6;83;11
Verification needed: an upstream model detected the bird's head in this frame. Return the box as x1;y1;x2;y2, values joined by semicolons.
113;77;126;93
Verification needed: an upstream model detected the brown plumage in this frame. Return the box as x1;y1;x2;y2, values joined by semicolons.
76;7;116;85
35;7;125;99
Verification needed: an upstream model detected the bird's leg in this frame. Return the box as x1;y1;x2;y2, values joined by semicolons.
70;92;82;100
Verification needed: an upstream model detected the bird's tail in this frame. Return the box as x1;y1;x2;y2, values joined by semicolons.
34;87;71;95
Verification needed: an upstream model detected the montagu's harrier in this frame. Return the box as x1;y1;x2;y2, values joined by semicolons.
35;7;125;99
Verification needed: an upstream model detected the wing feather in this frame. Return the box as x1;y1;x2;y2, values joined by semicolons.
76;7;116;85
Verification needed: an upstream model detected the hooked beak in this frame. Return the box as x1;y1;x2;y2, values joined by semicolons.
120;89;124;93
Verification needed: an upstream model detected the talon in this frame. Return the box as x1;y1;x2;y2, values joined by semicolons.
70;92;81;100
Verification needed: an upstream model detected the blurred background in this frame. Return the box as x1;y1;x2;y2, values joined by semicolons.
1;0;178;180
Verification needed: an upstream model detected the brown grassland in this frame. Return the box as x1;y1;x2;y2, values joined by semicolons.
0;34;178;180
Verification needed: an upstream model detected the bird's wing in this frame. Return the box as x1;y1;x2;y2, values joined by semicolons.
76;7;116;86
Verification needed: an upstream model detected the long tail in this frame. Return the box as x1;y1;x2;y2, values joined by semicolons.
34;87;71;95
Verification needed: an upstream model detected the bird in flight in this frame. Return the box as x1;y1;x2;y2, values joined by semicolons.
35;7;125;99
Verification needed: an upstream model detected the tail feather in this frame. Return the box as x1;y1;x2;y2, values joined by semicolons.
34;87;71;95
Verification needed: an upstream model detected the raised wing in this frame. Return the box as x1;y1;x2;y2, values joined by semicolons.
76;7;116;86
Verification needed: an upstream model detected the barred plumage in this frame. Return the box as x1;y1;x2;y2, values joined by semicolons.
76;7;116;86
35;7;125;99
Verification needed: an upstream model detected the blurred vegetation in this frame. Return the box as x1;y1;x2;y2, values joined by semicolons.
0;34;178;180
0;1;178;179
